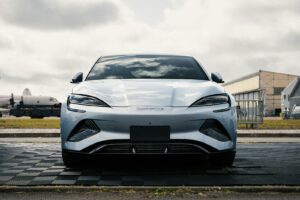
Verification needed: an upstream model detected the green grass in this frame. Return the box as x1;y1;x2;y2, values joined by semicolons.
0;118;299;129
0;118;60;129
238;119;300;129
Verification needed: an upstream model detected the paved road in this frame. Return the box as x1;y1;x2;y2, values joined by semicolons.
0;140;300;186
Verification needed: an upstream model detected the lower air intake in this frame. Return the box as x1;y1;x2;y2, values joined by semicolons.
68;120;100;142
93;143;207;154
199;119;231;141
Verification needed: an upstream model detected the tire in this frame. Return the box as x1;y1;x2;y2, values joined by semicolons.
62;152;84;168
210;151;236;167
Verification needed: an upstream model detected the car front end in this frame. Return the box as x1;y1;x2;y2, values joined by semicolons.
60;55;237;167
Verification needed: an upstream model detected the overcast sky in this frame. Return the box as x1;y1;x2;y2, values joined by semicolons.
0;0;300;100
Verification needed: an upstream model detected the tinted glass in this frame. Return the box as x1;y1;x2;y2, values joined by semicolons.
86;55;208;80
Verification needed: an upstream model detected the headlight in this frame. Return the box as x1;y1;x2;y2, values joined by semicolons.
191;94;230;107
68;94;110;107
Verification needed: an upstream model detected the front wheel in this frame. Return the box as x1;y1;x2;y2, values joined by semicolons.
62;152;84;168
210;151;236;167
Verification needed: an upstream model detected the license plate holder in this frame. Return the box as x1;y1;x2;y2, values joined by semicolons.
130;126;170;142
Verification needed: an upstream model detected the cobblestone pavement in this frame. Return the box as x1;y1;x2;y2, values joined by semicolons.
0;143;300;186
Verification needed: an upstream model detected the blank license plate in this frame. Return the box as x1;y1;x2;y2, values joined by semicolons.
130;126;170;142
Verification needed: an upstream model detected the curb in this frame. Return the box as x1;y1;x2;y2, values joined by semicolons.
237;133;300;137
1;129;300;138
0;186;300;193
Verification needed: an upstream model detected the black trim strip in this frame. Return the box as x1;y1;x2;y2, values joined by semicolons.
81;139;218;154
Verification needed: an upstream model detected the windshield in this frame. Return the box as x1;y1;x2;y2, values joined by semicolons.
86;55;209;80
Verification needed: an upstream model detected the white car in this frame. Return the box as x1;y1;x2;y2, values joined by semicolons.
61;55;237;167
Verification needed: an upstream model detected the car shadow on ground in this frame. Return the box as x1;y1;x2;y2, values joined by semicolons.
69;156;225;174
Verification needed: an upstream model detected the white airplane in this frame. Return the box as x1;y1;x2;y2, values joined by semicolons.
0;88;60;117
0;108;9;117
0;88;30;107
0;94;17;117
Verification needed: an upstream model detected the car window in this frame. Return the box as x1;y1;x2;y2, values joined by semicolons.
86;55;209;80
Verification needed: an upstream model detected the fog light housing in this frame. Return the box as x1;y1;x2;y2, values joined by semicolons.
199;119;231;141
68;120;100;142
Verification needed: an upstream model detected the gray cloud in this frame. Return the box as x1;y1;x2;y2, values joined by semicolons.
232;1;300;24
0;70;73;100
0;0;120;30
1;0;300;100
1;71;65;85
201;1;300;69
239;1;300;15
0;36;14;49
211;31;300;56
283;32;300;51
0;57;91;86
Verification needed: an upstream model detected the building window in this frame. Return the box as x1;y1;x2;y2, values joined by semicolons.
274;87;285;95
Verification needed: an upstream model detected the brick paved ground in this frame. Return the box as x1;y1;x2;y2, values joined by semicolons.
0;142;300;186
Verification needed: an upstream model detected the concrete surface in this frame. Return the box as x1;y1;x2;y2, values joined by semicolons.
1;190;300;200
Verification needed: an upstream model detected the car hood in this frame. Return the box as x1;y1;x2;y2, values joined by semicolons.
72;79;226;107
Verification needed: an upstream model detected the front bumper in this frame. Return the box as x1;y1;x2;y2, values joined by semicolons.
62;146;236;165
60;103;237;154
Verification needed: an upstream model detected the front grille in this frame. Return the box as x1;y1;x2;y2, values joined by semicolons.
92;143;208;154
168;144;200;153
134;144;166;153
98;144;132;153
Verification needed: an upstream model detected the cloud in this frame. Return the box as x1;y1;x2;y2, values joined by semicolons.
157;0;300;80
0;35;14;49
0;0;120;30
1;0;300;101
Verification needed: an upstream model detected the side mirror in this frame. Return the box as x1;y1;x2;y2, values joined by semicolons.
71;72;83;83
211;72;224;83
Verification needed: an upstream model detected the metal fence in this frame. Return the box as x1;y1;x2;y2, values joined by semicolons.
236;100;264;128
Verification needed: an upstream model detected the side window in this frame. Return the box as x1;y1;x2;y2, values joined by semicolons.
273;87;285;95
